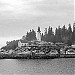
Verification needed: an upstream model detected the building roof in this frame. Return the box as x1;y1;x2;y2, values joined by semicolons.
19;39;28;43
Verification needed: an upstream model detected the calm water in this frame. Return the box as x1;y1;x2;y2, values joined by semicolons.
0;58;75;75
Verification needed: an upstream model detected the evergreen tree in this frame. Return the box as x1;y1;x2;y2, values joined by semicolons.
61;25;68;43
67;24;72;45
31;29;36;40
72;22;75;42
26;29;36;41
46;26;54;42
55;26;62;43
68;24;72;38
46;26;51;42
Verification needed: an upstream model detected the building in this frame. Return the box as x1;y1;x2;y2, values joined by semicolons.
18;40;28;48
37;27;41;41
18;27;42;48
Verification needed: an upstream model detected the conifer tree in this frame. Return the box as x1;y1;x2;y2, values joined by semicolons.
46;26;54;42
26;29;36;41
55;26;62;43
67;24;72;45
61;25;68;43
72;22;75;42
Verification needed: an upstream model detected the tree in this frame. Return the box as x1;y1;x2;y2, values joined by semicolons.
55;26;62;43
1;40;19;50
46;26;54;42
61;25;68;43
26;29;36;41
67;24;72;45
72;22;75;42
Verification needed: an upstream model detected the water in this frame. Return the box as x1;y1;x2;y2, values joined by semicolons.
0;58;75;75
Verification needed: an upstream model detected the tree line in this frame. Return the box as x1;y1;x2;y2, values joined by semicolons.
1;22;75;50
25;23;75;46
42;23;75;46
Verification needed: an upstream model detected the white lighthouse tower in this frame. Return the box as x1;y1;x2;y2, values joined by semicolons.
37;27;41;41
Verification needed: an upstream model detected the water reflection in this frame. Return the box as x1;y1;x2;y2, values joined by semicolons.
0;58;75;75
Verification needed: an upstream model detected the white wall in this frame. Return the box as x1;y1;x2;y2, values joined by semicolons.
18;41;28;47
37;32;41;41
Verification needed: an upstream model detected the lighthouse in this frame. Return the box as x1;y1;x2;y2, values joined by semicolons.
37;27;41;41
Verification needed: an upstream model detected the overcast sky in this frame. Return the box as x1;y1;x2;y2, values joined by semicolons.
0;0;74;47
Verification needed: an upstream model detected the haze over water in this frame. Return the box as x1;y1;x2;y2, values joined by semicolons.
0;58;75;75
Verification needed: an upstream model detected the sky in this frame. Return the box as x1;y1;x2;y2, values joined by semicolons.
0;0;74;48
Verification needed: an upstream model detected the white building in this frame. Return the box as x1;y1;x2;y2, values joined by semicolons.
37;27;41;41
18;40;28;48
18;27;42;48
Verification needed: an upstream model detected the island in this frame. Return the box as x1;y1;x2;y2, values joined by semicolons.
1;23;75;59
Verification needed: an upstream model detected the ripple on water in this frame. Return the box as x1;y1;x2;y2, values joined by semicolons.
0;58;75;75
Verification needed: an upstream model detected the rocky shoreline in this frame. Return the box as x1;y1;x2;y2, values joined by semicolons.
0;53;75;59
